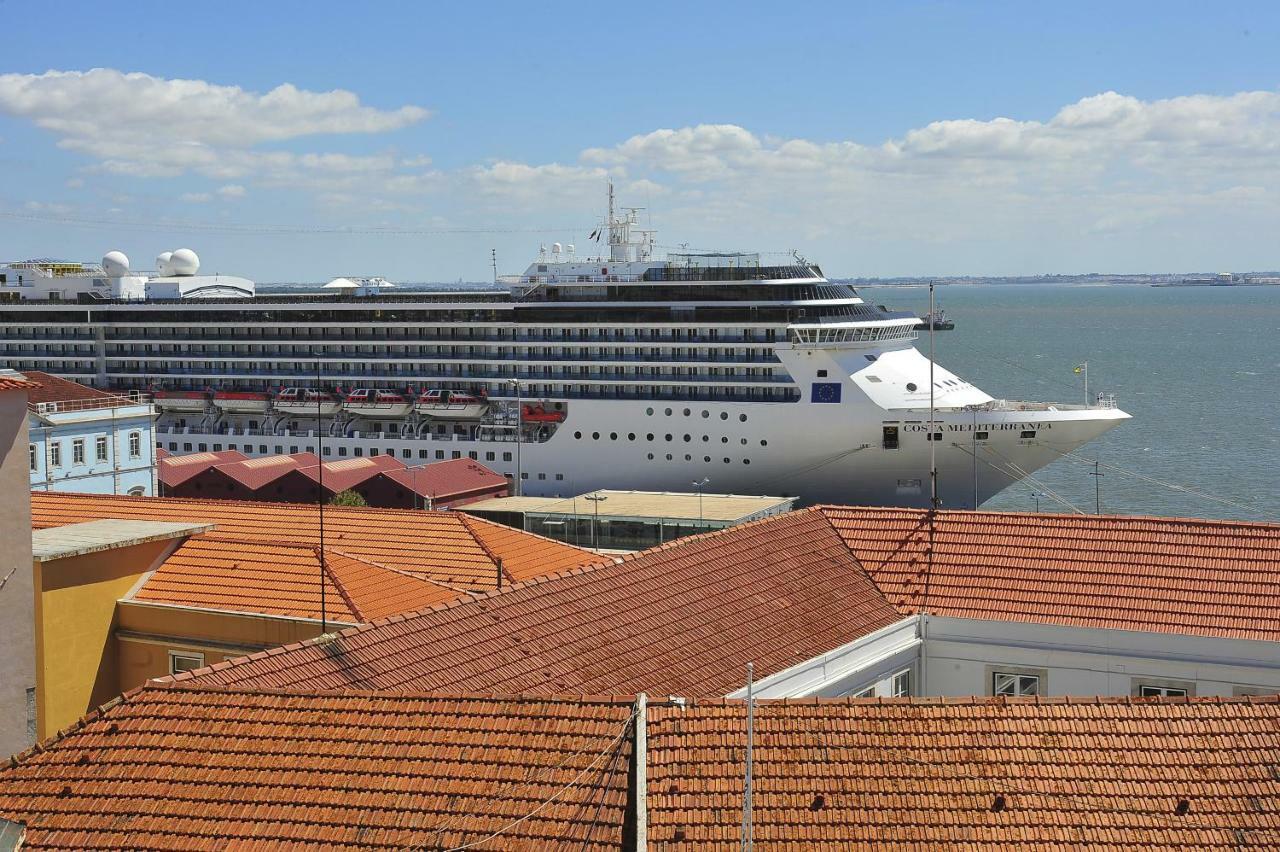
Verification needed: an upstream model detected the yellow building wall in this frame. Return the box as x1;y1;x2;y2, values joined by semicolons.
115;602;341;692
33;539;174;741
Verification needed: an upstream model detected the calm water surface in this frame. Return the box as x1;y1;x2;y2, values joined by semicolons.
873;284;1280;521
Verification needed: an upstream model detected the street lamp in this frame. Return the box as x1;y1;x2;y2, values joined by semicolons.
1030;492;1041;513
584;492;608;550
508;377;522;496
692;477;710;526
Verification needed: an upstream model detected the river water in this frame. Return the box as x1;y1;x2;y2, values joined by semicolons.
873;283;1280;521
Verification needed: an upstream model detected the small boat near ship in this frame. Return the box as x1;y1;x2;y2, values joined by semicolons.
274;387;342;416
913;309;954;331
415;389;489;420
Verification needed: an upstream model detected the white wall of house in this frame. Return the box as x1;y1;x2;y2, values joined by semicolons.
923;615;1280;698
726;614;1280;702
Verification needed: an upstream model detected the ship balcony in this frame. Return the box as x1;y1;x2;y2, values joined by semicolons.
104;350;777;365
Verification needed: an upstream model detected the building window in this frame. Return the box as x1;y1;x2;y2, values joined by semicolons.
851;684;876;698
436;450;446;460
73;439;85;465
503;452;512;462
95;435;108;462
892;669;912;697
28;444;36;472
555;473;564;481
50;442;62;468
168;651;205;675
993;671;1042;697
1133;679;1195;698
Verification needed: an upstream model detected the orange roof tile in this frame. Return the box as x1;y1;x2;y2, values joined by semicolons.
0;683;635;850
131;535;462;622
820;506;1280;641
213;452;320;491
292;453;405;493
181;508;902;696
0;375;39;392
31;491;596;592
648;695;1280;849
381;458;507;499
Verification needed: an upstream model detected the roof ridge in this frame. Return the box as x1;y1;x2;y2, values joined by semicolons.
814;503;1280;533
316;546;361;621
457;508;597;560
456;511;507;582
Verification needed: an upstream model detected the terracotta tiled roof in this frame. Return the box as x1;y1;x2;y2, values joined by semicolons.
212;452;320;491
157;449;247;488
11;371;102;404
0;374;40;392
181;508;902;695
820;506;1280;641
131;535;462;622
648;695;1280;849
293;453;405;493
381;458;507;499
0;683;635;850
31;492;597;591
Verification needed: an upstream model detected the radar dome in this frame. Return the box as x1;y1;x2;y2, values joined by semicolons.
168;248;200;276
102;251;130;277
155;251;173;276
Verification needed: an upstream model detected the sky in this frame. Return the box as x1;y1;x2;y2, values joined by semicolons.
1;1;1278;281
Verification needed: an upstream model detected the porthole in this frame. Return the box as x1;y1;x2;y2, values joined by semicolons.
739;414;747;422
628;433;636;441
723;457;731;464
592;432;600;440
683;434;691;442
721;437;729;444
665;434;673;441
664;408;673;416
740;438;748;445
701;410;710;418
760;439;768;447
574;431;582;439
646;407;654;416
683;408;691;416
702;435;709;442
704;455;711;463
647;453;654;460
906;383;918;392
647;433;655;441
610;432;618;440
720;412;729;420
665;453;673;461
684;454;692;461
743;459;751;465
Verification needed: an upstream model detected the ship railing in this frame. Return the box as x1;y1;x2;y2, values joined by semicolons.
1094;393;1118;409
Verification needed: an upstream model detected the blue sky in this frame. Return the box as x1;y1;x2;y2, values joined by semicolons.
1;1;1278;280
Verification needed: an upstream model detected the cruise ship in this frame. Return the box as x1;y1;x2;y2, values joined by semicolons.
0;191;1128;507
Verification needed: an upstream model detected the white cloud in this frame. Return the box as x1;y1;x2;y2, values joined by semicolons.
0;68;430;185
180;192;211;203
217;184;246;198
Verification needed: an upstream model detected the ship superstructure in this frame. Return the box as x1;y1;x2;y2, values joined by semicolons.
0;191;1128;507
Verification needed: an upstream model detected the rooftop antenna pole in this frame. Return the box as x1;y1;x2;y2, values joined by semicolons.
929;281;939;511
490;248;497;285
316;357;327;634
1092;459;1104;515
741;661;754;852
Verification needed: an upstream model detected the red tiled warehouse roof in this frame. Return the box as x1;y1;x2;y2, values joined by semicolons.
157;450;247;488
0;683;636;850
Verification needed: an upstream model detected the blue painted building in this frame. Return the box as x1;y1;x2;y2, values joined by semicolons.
13;371;157;496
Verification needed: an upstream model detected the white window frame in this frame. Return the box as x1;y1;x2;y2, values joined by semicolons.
72;438;86;465
850;684;877;698
891;668;912;697
992;670;1043;697
168;651;205;675
50;442;62;468
95;435;109;462
1132;678;1195;698
128;431;142;459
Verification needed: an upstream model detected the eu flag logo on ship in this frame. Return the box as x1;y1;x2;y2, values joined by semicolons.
811;382;842;403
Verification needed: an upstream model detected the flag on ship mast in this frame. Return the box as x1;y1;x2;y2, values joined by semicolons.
1073;364;1084;374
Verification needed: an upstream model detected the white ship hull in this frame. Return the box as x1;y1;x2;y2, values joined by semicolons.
157;395;1127;509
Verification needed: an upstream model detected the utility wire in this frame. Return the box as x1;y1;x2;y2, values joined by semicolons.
427;710;637;852
953;441;1085;514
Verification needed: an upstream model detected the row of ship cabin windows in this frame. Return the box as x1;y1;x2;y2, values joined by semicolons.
31;432;144;470
574;431;767;448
